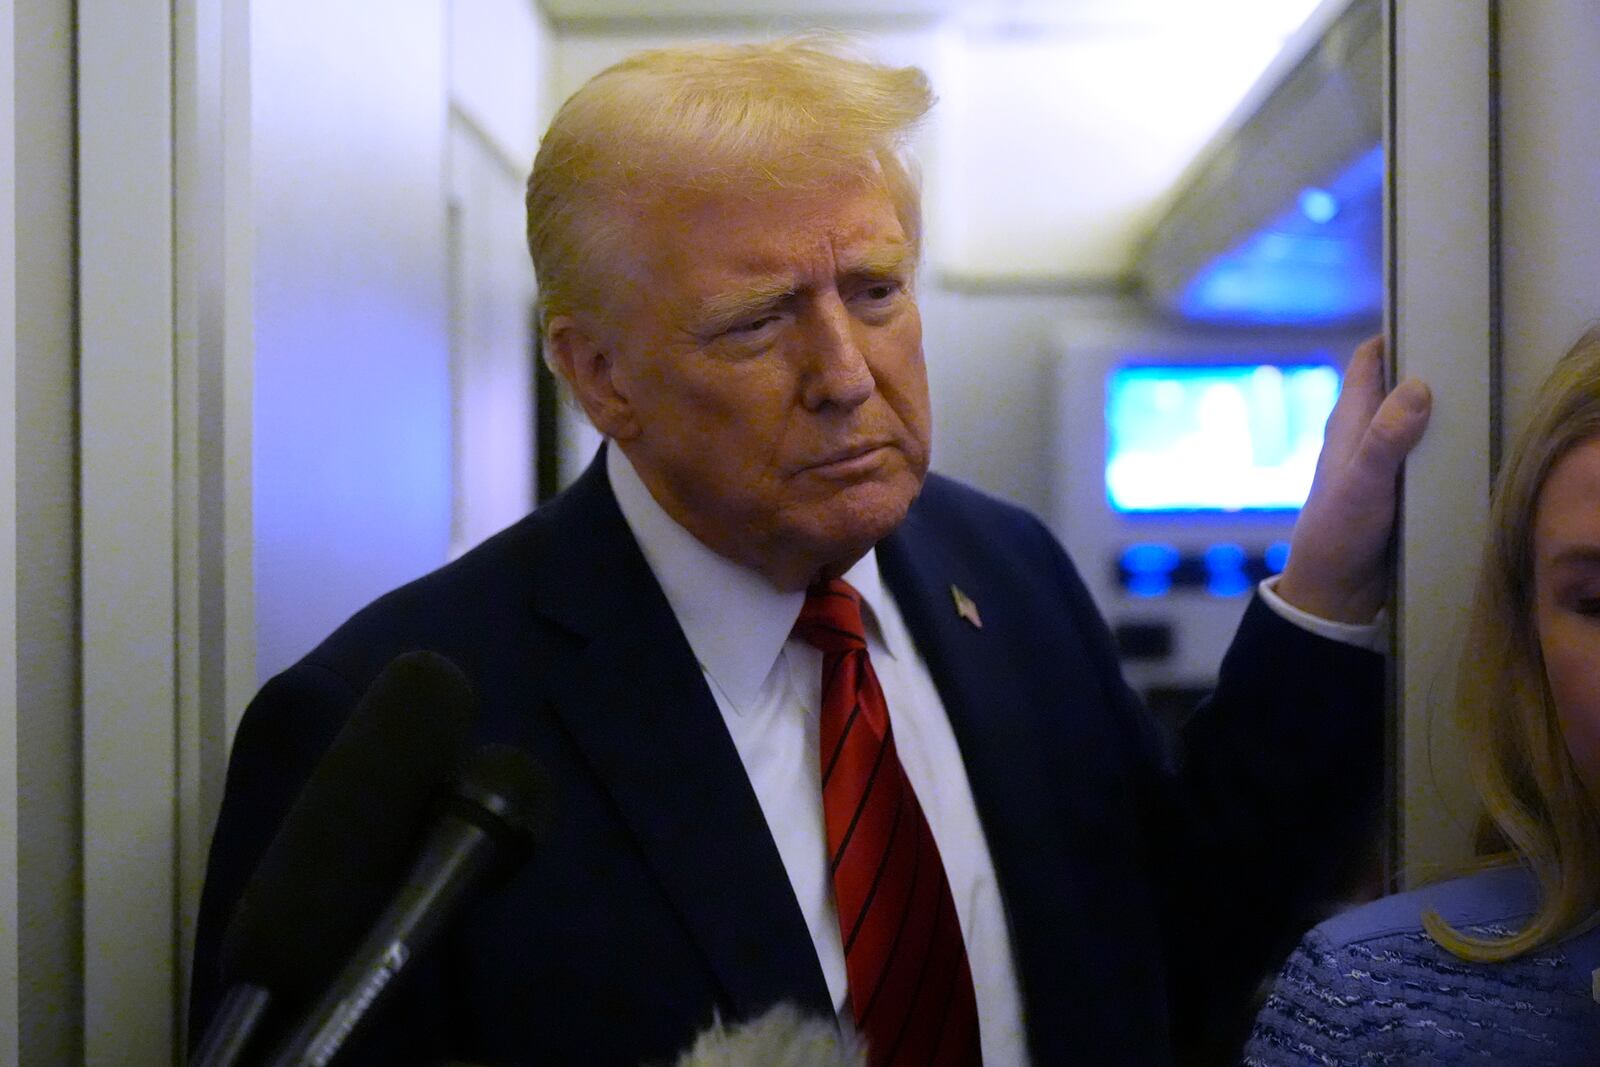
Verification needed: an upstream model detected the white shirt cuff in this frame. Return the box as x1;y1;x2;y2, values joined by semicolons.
1258;576;1387;653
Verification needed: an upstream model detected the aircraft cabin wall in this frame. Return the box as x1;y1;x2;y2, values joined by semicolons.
252;0;552;685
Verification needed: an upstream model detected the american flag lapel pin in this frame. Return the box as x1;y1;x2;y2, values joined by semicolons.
950;585;982;629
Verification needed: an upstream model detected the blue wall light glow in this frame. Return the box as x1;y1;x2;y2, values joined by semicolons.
1178;145;1383;325
1298;187;1339;224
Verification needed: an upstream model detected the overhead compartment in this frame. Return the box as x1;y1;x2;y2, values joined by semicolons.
1136;0;1382;325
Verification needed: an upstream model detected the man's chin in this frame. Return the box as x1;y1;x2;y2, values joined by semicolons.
797;483;921;560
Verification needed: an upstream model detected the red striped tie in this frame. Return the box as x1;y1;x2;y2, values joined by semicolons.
794;579;982;1067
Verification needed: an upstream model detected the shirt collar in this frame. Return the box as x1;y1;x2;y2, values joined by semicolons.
838;552;899;664
607;445;899;714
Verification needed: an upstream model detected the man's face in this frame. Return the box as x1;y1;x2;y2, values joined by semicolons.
567;175;933;590
1532;434;1600;801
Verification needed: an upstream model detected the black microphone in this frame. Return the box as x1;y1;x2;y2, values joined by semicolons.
189;650;477;1067
260;743;554;1067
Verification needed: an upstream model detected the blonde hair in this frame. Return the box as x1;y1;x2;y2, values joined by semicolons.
1425;326;1600;960
525;37;933;326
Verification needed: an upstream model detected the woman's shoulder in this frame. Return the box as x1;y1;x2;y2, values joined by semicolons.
1314;865;1542;947
1241;867;1600;1066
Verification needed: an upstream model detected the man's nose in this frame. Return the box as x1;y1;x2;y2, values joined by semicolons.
799;295;875;411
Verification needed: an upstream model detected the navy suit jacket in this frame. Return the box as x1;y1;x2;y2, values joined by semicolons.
192;454;1384;1065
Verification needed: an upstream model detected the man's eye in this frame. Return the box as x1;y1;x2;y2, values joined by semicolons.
729;315;779;335
860;283;899;302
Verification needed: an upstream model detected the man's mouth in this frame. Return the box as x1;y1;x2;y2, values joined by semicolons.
803;443;892;477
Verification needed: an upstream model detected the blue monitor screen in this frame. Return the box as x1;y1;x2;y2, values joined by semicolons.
1106;362;1340;513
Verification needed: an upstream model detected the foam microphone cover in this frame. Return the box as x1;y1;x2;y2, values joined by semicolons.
219;650;476;999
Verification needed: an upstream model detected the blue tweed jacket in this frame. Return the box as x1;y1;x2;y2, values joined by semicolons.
1242;865;1600;1066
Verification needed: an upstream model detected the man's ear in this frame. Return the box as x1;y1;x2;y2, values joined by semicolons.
544;314;641;441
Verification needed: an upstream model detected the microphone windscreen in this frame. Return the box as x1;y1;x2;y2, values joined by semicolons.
672;1005;866;1067
219;650;476;996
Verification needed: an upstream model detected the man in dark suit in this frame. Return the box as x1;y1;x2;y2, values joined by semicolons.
191;39;1430;1066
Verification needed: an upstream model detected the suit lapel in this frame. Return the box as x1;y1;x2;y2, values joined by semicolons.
877;507;1061;856
878;494;1108;1060
528;454;833;1020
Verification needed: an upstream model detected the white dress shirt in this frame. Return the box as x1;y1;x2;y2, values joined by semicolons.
608;446;1030;1063
605;444;1381;1065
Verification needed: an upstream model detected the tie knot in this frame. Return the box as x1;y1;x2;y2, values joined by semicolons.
794;578;867;654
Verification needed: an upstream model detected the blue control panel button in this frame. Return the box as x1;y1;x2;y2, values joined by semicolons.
1120;543;1180;598
1204;542;1251;597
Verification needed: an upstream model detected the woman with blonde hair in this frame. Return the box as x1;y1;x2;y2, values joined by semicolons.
1242;329;1600;1064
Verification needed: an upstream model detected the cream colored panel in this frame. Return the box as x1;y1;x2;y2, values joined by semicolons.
78;0;179;1060
1;0;19;1053
1390;0;1495;887
448;119;538;556
1498;4;1600;443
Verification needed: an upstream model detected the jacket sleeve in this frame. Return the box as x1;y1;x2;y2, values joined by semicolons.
1022;507;1385;1058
